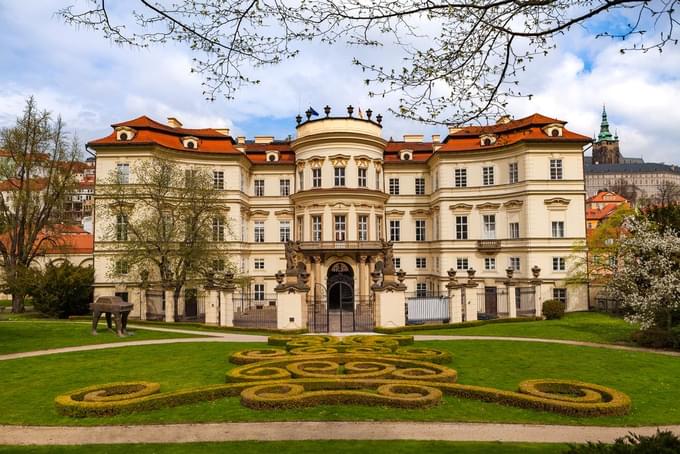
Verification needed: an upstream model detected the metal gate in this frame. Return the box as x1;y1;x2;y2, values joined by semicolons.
307;283;375;332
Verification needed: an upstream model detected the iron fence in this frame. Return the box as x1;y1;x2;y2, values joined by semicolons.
145;289;165;321
233;292;278;329
405;295;450;324
516;287;537;317
307;295;374;333
477;288;509;319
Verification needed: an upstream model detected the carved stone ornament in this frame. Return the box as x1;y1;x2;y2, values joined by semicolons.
449;203;473;211
330;155;350;168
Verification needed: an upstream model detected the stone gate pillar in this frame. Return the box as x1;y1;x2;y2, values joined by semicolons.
505;267;517;319
446;269;462;324
219;272;236;327
164;288;175;322
531;265;543;317
372;268;407;328
463;268;478;322
274;266;310;331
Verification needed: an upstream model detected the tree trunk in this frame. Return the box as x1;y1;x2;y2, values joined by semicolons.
173;287;182;322
11;293;25;313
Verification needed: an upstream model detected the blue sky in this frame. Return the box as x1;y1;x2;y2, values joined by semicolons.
1;1;679;163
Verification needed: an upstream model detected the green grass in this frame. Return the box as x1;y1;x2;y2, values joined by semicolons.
1;339;679;427
404;312;638;344
0;321;203;354
0;441;570;454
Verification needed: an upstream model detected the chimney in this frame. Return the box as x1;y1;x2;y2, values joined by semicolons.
167;117;183;128
403;134;424;143
431;134;440;143
216;128;230;136
254;136;275;144
237;136;246;144
496;115;512;125
448;126;462;135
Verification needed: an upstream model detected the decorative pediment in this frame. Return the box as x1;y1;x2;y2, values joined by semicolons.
409;209;431;217
544;197;571;209
385;209;405;217
296;161;306;171
504;200;524;210
449;203;473;211
274;209;294;216
250;209;270;217
374;161;383;173
476;202;502;210
431;206;440;212
108;201;135;210
330;154;350;168
309;157;325;169
354;156;371;168
332;202;350;209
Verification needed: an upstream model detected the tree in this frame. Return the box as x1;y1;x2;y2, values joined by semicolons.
29;261;94;318
100;156;232;320
0;97;80;313
59;0;679;125
656;180;680;207
606;217;680;332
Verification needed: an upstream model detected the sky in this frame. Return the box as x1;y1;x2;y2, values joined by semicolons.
1;1;679;163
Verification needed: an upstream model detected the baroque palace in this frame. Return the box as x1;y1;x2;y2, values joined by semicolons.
89;107;589;330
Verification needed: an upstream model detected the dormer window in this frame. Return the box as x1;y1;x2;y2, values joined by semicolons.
542;123;564;137
480;134;497;146
115;127;136;141
181;136;199;149
399;149;413;161
266;151;279;162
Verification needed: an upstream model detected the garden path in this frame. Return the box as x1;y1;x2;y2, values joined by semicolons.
1;421;679;445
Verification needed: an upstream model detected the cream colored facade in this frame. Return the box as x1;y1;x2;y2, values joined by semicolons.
90;113;589;324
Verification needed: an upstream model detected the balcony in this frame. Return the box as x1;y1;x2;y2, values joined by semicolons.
298;241;384;253
477;239;501;253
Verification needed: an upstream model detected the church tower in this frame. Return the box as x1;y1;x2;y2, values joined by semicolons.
591;106;621;164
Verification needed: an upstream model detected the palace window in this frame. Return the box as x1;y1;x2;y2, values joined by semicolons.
116;214;128;241
358;215;368;241
483;166;495;186
553;257;566;271
509;162;519;184
375;169;381;190
280;179;290;196
389;178;400;195
312;216;322;241
393;257;401;269
485;257;496;270
553;288;567;305
334;215;346;241
279;220;291;242
454;168;467;187
115;259;129;275
509;256;521;271
358;168;367;188
415;220;426;241
455;215;468;240
212;217;225;241
297;216;303;241
334;167;345;187
552;221;565;238
298;170;304;191
416;257;427;269
509;222;520;239
254;258;264;270
415;177;425;195
213;171;224;190
312;168;321;188
376;215;384;240
389;220;401;242
456;257;469;270
483;214;496;239
116;163;130;184
254;179;264;196
416;283;427;298
212;259;225;272
254;284;265;301
184;169;197;187
550;159;563;180
254;221;264;243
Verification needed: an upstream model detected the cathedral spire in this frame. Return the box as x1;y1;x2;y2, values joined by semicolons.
597;105;614;142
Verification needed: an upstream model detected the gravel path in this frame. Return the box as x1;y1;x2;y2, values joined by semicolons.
1;421;679;445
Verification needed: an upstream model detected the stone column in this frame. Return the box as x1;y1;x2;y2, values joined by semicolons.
531;265;543;317
220;287;235;327
463;268;479;322
164;288;175;322
358;255;368;297
445;269;462;324
204;288;219;325
139;288;148;321
506;281;517;318
313;255;322;293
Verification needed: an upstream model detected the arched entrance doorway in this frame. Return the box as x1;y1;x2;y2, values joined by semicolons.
327;262;354;311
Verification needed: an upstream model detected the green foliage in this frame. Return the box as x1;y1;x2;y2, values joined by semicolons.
565;430;680;453
375;317;542;334
631;328;675;349
642;203;680;233
542;300;565;320
29;263;94;318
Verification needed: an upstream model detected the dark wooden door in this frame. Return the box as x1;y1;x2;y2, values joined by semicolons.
184;289;198;318
485;287;498;315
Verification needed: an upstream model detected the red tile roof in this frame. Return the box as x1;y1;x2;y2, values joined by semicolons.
586;191;628;204
586;203;620;221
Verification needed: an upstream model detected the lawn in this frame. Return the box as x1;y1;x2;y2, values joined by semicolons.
404;312;638;344
1;338;678;427
0;441;569;454
0;321;203;355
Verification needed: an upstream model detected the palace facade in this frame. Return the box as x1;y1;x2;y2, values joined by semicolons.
89;109;590;325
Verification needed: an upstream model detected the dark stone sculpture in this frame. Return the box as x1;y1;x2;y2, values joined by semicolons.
90;296;133;337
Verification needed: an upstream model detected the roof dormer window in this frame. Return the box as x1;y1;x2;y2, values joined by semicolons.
181;136;199;149
542;123;564;137
115;127;136;141
266;151;279;162
480;134;497;146
399;149;413;161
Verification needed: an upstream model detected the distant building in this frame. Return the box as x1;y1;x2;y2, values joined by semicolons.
585;191;629;234
584;107;680;201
